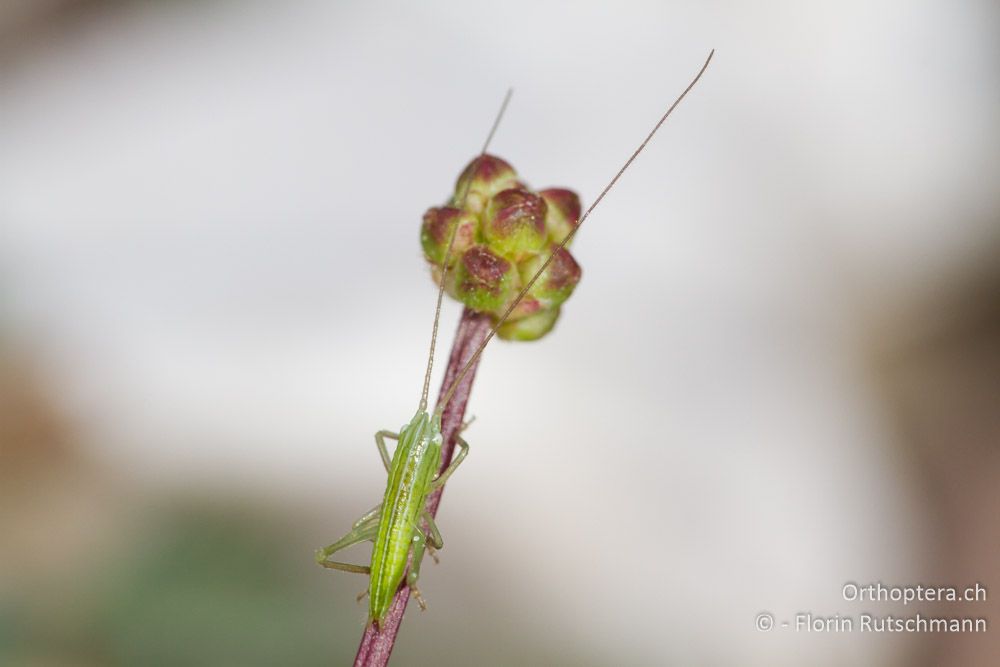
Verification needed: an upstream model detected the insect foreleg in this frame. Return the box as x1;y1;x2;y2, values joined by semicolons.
430;434;469;490
374;430;398;472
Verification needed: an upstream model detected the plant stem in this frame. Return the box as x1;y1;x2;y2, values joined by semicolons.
353;307;492;667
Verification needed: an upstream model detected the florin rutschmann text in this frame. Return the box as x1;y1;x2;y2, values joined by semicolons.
754;582;988;634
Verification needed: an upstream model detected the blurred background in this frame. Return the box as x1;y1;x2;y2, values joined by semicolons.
1;1;998;665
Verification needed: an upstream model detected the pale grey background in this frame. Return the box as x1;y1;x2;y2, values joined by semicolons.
2;1;998;665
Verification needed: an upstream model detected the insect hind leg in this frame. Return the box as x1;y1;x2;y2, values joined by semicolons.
352;503;382;529
407;530;430;611
315;511;381;574
421;510;443;563
318;560;371;574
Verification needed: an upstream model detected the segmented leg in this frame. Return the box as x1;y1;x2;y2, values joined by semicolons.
430;434;469;490
374;430;399;472
422;511;443;549
352;503;383;529
407;530;430;610
319;560;370;574
315;511;381;574
405;511;445;607
422;510;443;564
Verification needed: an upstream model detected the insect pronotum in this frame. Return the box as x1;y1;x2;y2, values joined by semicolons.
316;50;714;629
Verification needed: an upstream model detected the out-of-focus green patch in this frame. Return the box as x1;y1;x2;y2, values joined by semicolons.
0;502;360;666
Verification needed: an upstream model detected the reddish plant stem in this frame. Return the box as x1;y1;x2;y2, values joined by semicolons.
353;308;492;667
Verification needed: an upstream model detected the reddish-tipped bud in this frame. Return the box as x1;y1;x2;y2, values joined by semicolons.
484;189;548;261
421;206;477;267
454;245;516;312
453;154;520;214
498;306;560;341
518;246;582;309
506;293;543;321
538;188;581;245
422;155;584;342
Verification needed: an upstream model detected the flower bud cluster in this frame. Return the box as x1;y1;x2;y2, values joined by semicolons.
420;155;582;341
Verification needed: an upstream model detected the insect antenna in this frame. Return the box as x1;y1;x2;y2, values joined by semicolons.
435;49;715;416
419;88;514;412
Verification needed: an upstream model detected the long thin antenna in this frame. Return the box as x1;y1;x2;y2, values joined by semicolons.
436;49;714;415
419;88;514;412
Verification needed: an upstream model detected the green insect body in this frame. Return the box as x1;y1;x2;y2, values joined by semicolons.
314;92;512;629
316;406;469;627
316;51;713;630
369;410;447;623
369;411;441;623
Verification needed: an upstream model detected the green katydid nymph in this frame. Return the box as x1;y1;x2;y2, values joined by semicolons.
316;50;713;629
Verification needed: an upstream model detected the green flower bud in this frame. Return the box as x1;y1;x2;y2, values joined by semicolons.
538;188;581;245
517;246;582;309
454;245;516;312
497;306;560;341
483;188;548;262
421;206;478;267
506;294;542;321
422;154;584;342
453;154;520;214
